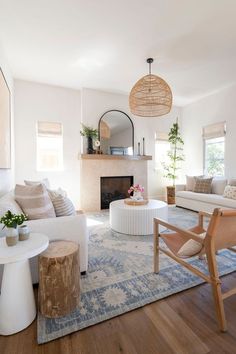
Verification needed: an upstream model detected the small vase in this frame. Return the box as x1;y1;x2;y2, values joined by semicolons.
87;136;94;154
133;191;143;200
6;227;19;246
19;225;30;241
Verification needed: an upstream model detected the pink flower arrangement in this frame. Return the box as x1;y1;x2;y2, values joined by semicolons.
128;184;144;194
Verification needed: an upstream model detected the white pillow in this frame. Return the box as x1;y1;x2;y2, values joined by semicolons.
50;195;76;217
211;178;227;195
228;178;236;186
177;233;206;258
47;188;67;199
24;178;50;189
223;185;236;200
0;192;23;217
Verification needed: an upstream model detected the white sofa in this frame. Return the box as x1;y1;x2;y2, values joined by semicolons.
0;192;88;284
176;178;236;212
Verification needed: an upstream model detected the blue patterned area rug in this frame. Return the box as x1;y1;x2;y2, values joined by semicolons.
37;207;236;344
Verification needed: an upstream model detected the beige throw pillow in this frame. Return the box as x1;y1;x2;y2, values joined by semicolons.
223;185;236;200
193;177;213;194
24;178;50;189
186;175;204;191
15;184;56;220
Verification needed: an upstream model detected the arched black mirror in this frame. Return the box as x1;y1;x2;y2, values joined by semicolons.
98;110;134;155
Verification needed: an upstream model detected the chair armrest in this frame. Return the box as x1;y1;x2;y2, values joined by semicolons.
198;210;212;228
199;211;212;218
154;218;205;244
175;184;186;192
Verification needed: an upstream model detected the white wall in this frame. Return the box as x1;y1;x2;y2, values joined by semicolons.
182;84;236;178
14;80;81;207
13;83;181;207
81;88;182;199
0;44;14;196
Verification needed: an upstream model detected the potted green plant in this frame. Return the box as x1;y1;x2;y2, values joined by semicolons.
163;118;184;204
80;124;98;154
0;210;27;246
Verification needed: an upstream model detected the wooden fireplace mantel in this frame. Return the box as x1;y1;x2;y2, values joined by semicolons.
80;154;152;161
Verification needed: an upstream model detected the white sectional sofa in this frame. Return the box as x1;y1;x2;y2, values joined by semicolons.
0;192;88;283
176;178;236;212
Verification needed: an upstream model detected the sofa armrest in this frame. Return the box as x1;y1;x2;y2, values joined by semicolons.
26;214;88;244
175;184;186;192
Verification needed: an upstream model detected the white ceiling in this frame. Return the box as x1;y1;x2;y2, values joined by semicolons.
0;0;236;106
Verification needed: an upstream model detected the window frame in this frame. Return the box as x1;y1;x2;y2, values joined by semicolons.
203;136;225;177
155;138;171;171
36;121;64;172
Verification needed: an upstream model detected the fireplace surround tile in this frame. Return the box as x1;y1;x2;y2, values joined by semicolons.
80;160;148;211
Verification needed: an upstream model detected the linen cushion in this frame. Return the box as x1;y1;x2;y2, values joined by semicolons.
193;177;213;194
50;195;76;217
228;178;236;186
177;232;206;258
0;192;23;217
47;188;67;199
186;175;204;191
24;178;50;189
15;184;56;220
223;185;236;200
211;178;227;195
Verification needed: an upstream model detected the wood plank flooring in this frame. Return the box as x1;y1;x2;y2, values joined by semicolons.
1;273;236;354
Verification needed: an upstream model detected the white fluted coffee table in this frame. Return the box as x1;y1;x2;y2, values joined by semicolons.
110;199;168;235
0;233;49;335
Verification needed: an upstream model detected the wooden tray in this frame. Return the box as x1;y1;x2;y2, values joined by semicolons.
124;198;149;206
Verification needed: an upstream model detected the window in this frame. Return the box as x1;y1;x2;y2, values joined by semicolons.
203;122;226;176
155;132;170;170
37;121;63;171
204;137;225;176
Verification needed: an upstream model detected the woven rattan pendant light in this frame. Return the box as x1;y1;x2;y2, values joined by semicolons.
129;58;172;117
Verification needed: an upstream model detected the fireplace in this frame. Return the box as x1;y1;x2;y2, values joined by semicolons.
100;176;134;209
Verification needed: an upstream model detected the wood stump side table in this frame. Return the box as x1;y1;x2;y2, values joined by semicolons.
39;240;80;318
0;233;49;335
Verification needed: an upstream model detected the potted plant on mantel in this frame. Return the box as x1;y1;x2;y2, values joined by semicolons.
80;124;98;154
163;118;184;204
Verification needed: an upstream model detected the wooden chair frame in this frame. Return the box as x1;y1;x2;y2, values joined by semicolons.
154;209;236;332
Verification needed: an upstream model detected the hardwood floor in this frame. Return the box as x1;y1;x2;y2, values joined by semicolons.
1;273;236;354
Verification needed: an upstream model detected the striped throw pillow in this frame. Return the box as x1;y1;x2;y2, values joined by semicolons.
15;184;56;220
50;195;76;217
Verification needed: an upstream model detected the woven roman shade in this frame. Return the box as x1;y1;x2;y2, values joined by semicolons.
202;122;226;139
37;121;62;137
155;131;169;141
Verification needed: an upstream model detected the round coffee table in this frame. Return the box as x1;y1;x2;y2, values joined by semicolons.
0;233;49;335
110;199;168;235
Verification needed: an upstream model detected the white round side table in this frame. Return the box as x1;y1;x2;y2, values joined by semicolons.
0;233;49;335
110;199;168;235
